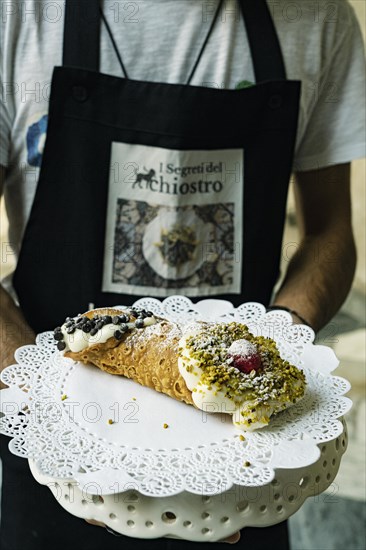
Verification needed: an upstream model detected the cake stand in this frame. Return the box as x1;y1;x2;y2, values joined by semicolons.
0;298;352;541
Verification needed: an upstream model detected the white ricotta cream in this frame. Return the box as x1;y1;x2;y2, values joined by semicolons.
178;331;299;432
61;315;157;353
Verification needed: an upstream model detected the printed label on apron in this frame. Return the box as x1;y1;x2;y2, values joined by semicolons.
102;142;243;297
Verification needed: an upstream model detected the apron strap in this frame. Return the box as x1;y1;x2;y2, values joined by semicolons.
63;0;286;81
239;0;287;81
62;0;100;71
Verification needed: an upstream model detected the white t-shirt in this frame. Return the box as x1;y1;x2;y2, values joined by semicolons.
1;0;365;268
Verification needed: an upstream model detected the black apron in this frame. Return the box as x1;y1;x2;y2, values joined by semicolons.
1;1;299;548
12;0;300;334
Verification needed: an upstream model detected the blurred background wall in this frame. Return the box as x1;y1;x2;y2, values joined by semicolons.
283;2;366;547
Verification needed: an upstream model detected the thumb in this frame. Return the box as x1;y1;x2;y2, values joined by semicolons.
221;531;241;544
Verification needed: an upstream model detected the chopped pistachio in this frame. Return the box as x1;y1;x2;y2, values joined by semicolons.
181;322;306;406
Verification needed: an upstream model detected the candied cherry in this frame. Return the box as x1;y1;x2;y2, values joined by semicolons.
228;339;262;374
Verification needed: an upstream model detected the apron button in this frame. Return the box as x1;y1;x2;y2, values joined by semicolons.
72;85;88;102
268;94;282;109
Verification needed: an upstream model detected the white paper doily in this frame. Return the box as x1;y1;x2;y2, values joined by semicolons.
0;298;352;540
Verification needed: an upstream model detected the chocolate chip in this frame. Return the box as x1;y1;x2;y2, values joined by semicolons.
57;341;66;351
119;314;129;323
65;321;74;329
90;328;98;336
54;326;62;333
114;330;123;340
96;320;104;330
76;316;86;324
66;326;76;334
112;316;120;325
120;323;129;333
103;315;112;324
82;322;92;333
135;319;145;329
54;332;64;341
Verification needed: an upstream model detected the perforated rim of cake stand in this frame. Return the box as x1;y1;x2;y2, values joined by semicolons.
28;421;348;542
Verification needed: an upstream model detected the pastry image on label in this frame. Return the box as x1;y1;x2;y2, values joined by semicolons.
142;208;212;280
102;142;244;296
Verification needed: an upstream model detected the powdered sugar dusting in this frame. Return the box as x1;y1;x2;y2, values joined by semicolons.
124;319;183;351
228;339;257;357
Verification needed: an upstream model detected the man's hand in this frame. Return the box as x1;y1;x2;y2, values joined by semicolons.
0;163;35;378
274;163;356;332
0;285;35;388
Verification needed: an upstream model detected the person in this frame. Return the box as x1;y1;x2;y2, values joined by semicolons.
0;0;365;548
